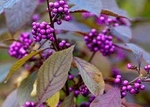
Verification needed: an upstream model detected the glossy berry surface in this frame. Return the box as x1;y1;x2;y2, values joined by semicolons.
9;32;32;59
22;101;44;107
48;0;71;24
32;21;54;42
84;29;115;56
114;75;145;97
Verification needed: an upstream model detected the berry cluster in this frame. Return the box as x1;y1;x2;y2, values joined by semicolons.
84;29;115;56
48;0;71;25
114;75;145;97
58;40;71;49
96;15;120;27
42;49;54;60
144;65;150;72
79;85;90;97
21;101;44;107
80;95;95;107
68;74;90;97
69;85;90;97
32;21;54;42
9;32;32;59
82;13;129;26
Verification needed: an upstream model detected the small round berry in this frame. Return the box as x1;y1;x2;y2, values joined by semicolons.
69;87;73;92
130;88;135;94
121;86;127;91
123;80;129;86
127;63;132;69
68;74;74;80
134;83;140;88
89;96;95;102
74;90;80;96
140;84;145;90
116;75;121;79
127;85;132;91
114;78;121;84
121;91;126;97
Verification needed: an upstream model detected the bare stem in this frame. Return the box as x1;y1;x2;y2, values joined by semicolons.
46;0;59;51
88;52;96;62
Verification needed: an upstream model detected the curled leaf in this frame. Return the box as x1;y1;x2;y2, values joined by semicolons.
74;57;105;96
5;50;42;83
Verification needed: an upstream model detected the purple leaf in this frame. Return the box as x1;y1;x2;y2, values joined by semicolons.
110;26;132;42
55;20;90;33
101;0;128;17
2;90;19;107
0;63;12;83
90;88;121;107
36;46;74;106
5;0;38;34
0;0;19;14
74;57;105;96
69;0;102;17
126;43;150;64
57;32;84;41
132;22;150;44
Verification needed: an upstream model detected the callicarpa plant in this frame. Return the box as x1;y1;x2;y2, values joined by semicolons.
1;0;150;107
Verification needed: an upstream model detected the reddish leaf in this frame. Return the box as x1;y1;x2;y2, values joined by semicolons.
90;88;121;107
5;0;38;34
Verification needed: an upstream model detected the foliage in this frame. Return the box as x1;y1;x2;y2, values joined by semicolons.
0;0;150;107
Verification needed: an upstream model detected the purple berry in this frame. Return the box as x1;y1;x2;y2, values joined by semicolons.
121;91;126;97
74;90;80;96
114;78;121;83
68;74;74;80
140;85;145;90
123;80;129;86
130;88;135;94
127;63;132;69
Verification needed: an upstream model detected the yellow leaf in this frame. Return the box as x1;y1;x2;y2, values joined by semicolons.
74;57;105;96
5;50;42;83
46;92;60;107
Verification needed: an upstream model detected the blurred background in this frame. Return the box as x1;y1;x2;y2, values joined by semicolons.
1;0;150;106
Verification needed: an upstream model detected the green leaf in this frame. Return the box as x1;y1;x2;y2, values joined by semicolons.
5;50;42;83
46;92;60;107
60;93;75;107
36;46;74;106
74;57;105;96
17;72;37;106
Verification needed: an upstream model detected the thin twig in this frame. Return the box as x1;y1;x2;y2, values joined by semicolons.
88;52;96;62
38;40;48;49
46;0;59;51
